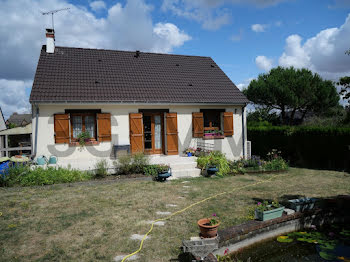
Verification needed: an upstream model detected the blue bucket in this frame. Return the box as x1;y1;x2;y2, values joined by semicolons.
0;161;10;177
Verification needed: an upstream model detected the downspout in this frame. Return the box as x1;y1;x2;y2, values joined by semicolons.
241;105;246;159
33;104;39;158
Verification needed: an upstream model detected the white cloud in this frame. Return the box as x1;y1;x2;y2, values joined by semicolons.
255;56;274;71
0;0;191;80
236;77;255;90
0;79;32;119
153;23;192;53
251;24;268;32
161;0;288;30
161;0;231;30
90;1;106;12
278;14;350;81
0;0;191;116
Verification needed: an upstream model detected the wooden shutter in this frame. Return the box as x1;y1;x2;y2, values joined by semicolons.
97;113;111;142
223;112;234;136
166;113;178;155
192;112;204;138
129;113;143;154
54;114;70;144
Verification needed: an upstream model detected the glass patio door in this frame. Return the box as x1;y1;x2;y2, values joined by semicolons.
143;113;163;154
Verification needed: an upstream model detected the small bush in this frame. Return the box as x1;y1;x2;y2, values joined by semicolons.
114;153;149;175
1;165;92;187
116;154;133;174
196;151;230;177
143;165;160;176
132;153;149;173
143;164;170;178
94;159;109;178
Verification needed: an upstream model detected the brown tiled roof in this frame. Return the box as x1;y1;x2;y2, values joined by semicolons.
6;113;32;127
30;46;249;104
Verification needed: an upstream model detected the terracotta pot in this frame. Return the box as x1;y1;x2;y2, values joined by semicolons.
197;218;220;238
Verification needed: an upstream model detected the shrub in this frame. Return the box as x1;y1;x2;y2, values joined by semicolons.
1;165;92;187
143;164;170;176
115;154;133;174
114;153;149;175
143;165;160;176
247;125;350;171
197;151;230;177
132;153;149;173
94;159;109;178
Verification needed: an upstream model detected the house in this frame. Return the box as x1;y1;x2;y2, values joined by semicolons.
6;112;32;128
0;107;5;131
30;29;249;167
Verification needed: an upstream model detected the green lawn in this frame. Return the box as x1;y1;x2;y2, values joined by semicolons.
0;168;349;262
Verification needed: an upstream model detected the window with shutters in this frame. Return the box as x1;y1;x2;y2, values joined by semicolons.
54;110;111;145
200;109;225;139
193;110;234;139
70;113;97;141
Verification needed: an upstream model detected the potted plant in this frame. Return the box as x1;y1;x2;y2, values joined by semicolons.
204;130;215;137
198;213;220;238
206;156;220;176
255;200;285;221
155;164;171;181
185;147;196;157
77;131;91;146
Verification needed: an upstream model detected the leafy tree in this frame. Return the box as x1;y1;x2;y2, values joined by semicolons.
338;76;350;103
243;67;340;124
247;108;280;127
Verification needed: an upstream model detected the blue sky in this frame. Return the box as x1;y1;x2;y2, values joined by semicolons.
0;0;350;118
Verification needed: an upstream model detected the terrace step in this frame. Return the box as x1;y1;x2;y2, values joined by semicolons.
169;168;201;180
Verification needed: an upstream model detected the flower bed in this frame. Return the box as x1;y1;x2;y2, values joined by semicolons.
196;149;288;177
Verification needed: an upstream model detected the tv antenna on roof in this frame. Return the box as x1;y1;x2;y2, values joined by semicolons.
41;8;70;30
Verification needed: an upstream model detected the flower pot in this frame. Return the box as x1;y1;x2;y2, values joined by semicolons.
255;206;285;221
187;152;193;157
197;218;220;238
206;165;219;176
288;198;316;212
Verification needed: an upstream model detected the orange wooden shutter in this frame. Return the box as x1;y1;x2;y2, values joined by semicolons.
223;112;234;136
54;114;70;144
192;112;204;138
129;113;144;154
166;113;178;155
97;113;111;142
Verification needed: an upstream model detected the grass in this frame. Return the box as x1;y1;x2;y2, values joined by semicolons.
0;168;349;262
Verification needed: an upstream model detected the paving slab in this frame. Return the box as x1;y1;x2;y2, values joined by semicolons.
130;234;149;241
114;255;139;261
166;204;178;207
156;211;172;215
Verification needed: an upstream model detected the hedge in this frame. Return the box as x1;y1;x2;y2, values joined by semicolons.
248;126;350;171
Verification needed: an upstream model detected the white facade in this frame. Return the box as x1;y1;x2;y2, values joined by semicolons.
32;104;247;164
0;108;5;131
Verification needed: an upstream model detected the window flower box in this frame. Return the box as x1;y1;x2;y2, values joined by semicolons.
255;206;284;221
287;198;316;212
255;201;285;221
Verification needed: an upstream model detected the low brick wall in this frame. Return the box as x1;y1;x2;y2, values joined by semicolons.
199;196;350;262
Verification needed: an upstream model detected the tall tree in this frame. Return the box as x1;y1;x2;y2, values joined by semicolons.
243;67;340;124
338;76;350;104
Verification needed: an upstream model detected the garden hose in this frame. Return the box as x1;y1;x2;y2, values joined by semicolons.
121;174;282;262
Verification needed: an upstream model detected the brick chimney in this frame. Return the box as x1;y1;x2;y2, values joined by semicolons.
46;28;55;53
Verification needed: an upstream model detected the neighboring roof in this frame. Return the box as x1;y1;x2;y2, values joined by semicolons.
6;113;32;127
0;123;32;135
30;46;249;105
0;107;5;131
